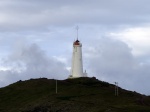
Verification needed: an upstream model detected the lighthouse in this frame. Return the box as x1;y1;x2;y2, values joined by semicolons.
69;27;87;78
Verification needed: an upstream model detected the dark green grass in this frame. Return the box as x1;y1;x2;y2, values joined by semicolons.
0;77;150;112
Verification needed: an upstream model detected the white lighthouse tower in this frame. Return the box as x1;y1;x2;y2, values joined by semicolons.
69;27;87;78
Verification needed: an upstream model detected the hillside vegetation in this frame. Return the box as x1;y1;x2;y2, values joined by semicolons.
0;77;150;112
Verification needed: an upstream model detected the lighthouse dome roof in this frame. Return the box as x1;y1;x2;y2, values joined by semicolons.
73;39;80;45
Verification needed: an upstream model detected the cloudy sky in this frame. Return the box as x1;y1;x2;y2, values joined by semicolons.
0;0;150;95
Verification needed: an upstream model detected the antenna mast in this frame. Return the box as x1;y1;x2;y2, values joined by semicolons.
56;79;57;94
76;26;79;40
114;82;119;96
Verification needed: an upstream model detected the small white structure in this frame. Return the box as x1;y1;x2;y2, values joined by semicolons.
69;39;87;78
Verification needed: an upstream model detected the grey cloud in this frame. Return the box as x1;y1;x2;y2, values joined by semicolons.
0;42;68;87
84;37;150;95
1;0;150;31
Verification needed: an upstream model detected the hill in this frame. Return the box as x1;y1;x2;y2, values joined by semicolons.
0;77;150;112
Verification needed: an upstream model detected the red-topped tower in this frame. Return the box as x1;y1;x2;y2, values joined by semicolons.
69;26;87;78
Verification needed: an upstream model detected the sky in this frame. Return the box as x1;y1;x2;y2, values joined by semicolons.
0;0;150;95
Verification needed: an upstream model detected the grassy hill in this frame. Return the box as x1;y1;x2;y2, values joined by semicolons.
0;77;150;112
